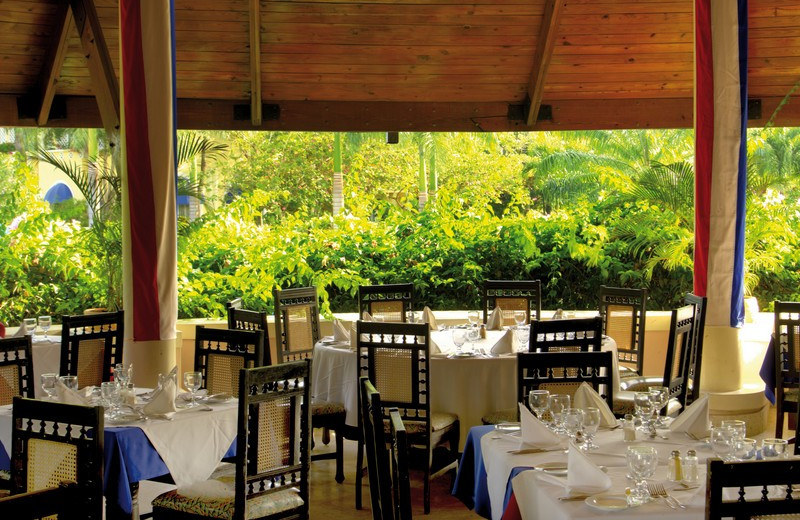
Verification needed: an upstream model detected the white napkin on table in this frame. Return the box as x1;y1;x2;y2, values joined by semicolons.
567;443;612;494
429;336;441;355
669;393;711;439
55;379;89;405
422;306;438;331
487;306;504;330
519;403;561;448
11;321;27;337
144;376;178;416
333;320;350;342
361;311;373;321
573;382;617;428
491;329;514;355
349;323;358;350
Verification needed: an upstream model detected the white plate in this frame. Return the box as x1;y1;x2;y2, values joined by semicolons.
584;494;632;512
494;422;521;434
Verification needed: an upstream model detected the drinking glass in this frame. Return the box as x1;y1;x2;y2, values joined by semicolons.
467;325;480;349
467;311;480;328
528;390;550;420
710;426;735;461
513;311;527;328
451;329;467;356
761;438;788;459
626;445;658;505
38;316;51;342
114;363;133;387
40;373;58;399
633;391;654;433
101;381;120;418
183;371;202;407
23;318;36;336
516;326;530;352
648;386;669;427
733;438;757;461
581;407;602;450
720;419;746;441
563;408;584;443
548;394;571;434
59;375;78;391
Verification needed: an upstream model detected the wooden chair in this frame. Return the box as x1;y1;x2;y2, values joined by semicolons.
683;293;707;405
153;360;311;520
227;300;272;366
706;458;800;520
194;326;265;396
355;321;459;514
0;481;80;519
358;283;414;323
529;317;604;352
599;286;647;376
59;311;124;388
274;286;346;484
482;280;541;327
0;336;34;404
360;378;412;520
7;397;104;520
773;300;800;438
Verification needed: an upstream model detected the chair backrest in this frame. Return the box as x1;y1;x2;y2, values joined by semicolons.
774;300;800;391
227;302;272;366
517;351;614;410
273;286;321;362
227;297;243;311
360;377;395;520
0;336;34;404
389;407;412;520
358;283;414;323
598;286;647;375
529;317;603;353
10;397;103;520
684;293;707;404
0;481;80;519
706;458;800;520
662;304;699;409
194;326;264;396
236;360;310;520
59;311;124;388
482;280;541;327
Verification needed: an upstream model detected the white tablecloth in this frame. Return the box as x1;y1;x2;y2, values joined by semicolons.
30;336;60;398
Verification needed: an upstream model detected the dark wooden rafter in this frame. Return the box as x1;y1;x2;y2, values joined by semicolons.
525;0;566;127
35;2;72;126
69;0;120;141
249;0;262;126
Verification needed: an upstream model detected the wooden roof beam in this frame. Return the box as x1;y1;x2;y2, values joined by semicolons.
249;0;262;126
525;0;566;127
69;0;120;143
34;2;72;126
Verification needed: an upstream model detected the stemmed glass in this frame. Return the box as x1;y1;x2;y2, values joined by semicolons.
101;381;121;418
761;438;788;459
513;310;527;328
183;371;202;407
548;394;571;434
710;426;735;462
721;420;746;442
59;375;78;391
563;408;584;443
38;316;51;342
516;326;530;353
40;373;57;400
648;387;669;428
451;329;467;357
528;390;550;420
23;318;36;336
467;311;480;328
115;363;133;387
581;407;602;451
733;438;757;461
633;391;655;433
627;446;658;505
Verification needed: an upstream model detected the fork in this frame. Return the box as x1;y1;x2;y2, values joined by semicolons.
648;482;685;509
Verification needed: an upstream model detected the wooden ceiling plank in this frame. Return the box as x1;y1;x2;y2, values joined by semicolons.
35;1;72;125
69;0;119;138
249;0;262;125
526;0;566;126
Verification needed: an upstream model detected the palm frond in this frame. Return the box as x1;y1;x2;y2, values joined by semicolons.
176;133;227;166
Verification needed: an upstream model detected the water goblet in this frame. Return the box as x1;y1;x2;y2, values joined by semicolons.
733;438;757;461
626;445;659;505
451;329;467;357
581;407;602;450
648;386;669;428
101;381;121;418
23;318;36;336
563;408;584;443
183;371;202;407
720;419;746;441
549;394;571;434
40;373;58;400
114;363;133;387
37;316;51;342
467;311;480;328
513;310;527;328
761;438;788;459
466;325;480;350
59;375;78;391
516;326;530;353
710;426;735;462
633;391;655;433
528;390;550;420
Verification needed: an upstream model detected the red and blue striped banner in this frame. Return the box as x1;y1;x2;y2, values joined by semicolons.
694;0;747;328
120;0;178;341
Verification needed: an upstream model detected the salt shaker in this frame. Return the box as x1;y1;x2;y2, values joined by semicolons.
667;450;683;481
122;383;136;406
623;413;636;442
682;449;699;484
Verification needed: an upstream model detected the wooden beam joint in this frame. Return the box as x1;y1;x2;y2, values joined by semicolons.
525;0;566;127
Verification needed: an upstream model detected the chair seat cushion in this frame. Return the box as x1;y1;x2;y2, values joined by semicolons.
481;409;516;425
387;412;458;435
311;399;346;416
782;388;798;403
152;476;304;520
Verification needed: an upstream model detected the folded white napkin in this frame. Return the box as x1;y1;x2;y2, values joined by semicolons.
491;330;515;355
567;443;612;494
349;323;358;350
429;336;442;354
144;376;178;416
573;382;617;428
669;393;710;438
361;311;373;321
55;379;90;405
519;402;561;448
333;320;350;342
487;306;504;330
422;306;438;331
11;321;27;337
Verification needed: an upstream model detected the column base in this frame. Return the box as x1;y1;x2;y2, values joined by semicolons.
708;387;770;437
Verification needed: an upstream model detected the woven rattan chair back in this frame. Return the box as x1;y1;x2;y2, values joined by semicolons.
59;311;123;388
359;284;414;323
529;317;603;353
10;397;103;520
0;336;34;405
194;326;265;396
274;287;321;362
662;304;697;410
599;286;647;375
773;300;800;438
482;280;542;327
227;303;272;366
706;458;800;519
235;360;310;519
360;377;395;520
517;351;614;412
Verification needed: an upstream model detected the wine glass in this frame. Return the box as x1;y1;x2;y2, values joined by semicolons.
516;326;530;352
733;438;757;461
528;389;550;420
183;371;202;407
627;445;658;505
721;419;746;441
467;311;480;328
761;438;788;459
563;408;584;443
59;375;78;391
633;391;655;433
548;394;571;434
23;318;36;336
710;426;735;462
451;329;467;357
581;407;602;450
114;363;132;388
648;387;669;428
101;381;120;418
513;310;527;328
40;373;57;400
38;316;51;342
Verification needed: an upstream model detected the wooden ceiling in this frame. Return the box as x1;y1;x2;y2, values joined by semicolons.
1;0;800;132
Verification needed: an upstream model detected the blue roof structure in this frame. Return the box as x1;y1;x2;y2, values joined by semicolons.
44;182;73;204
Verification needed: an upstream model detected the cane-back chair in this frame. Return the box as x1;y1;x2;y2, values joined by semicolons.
355;321;459;514
7;397;103;520
482;280;541;327
0;481;80;519
598;286;647;377
706;458;800;520
529;317;604;353
59;311;124;388
774;300;800;438
0;336;34;404
153;360;311;520
194;326;265;397
358;284;414;323
682;293;707;405
227;300;272;366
